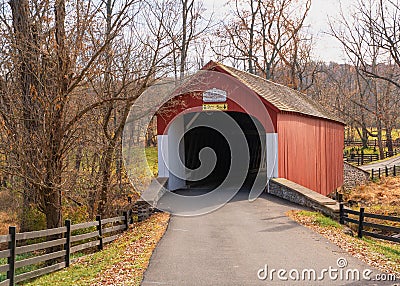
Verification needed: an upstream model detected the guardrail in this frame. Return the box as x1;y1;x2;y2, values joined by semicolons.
339;204;400;243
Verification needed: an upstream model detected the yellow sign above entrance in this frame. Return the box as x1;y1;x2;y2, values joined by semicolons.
202;103;228;111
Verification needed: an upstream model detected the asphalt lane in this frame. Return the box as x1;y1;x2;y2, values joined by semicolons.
360;155;400;171
141;190;396;286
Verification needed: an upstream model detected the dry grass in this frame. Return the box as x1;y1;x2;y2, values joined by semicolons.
0;190;19;235
344;177;400;216
343;177;400;236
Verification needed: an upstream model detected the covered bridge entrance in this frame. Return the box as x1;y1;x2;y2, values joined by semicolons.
174;111;266;191
156;61;344;197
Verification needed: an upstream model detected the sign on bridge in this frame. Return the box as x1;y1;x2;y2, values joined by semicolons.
202;103;228;111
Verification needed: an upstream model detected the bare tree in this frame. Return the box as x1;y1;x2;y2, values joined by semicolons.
156;0;211;81
213;0;311;85
329;0;400;158
0;0;167;229
94;0;178;216
213;0;261;74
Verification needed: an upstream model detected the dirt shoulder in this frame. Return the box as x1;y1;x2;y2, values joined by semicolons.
287;210;400;277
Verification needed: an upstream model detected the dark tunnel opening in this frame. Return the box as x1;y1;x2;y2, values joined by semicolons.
181;111;265;190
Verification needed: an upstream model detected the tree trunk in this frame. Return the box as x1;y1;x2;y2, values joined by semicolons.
377;120;384;159
20;183;34;232
43;186;62;229
355;126;369;149
75;144;84;171
386;126;394;156
10;0;44;232
98;143;116;216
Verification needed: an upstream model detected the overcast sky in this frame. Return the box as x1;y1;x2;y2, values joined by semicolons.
202;0;353;63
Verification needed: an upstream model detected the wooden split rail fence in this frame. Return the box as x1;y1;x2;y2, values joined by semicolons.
344;139;400;147
370;165;399;180
344;149;399;166
0;201;154;286
344;153;379;165
339;203;400;243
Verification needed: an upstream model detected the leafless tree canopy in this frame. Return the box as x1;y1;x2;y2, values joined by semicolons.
328;0;400;157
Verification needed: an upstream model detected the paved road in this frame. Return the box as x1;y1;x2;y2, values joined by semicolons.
142;190;395;285
360;155;400;171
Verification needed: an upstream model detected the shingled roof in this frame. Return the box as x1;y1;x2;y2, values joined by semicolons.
205;61;344;124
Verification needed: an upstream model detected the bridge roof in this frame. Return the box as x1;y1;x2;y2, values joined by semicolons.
204;61;344;124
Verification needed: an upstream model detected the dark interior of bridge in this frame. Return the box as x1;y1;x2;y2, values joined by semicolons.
182;112;264;189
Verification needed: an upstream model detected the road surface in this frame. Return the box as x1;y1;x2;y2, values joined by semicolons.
141;190;394;285
360;155;400;171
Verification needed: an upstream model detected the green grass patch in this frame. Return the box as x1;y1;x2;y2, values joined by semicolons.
145;147;158;177
0;258;5;282
297;210;341;228
0;253;45;283
315;216;341;228
362;238;400;265
297;210;316;217
22;233;143;286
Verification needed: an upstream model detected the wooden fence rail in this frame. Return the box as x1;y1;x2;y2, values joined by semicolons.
370;165;399;180
0;211;133;286
344;139;400;147
343;149;399;166
339;204;400;243
343;153;379;165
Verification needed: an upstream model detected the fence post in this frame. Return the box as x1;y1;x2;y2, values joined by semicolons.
123;211;129;231
393;165;396;177
7;226;16;285
371;169;374;180
64;220;71;267
385;166;388;177
129;209;134;224
96;215;103;251
358;208;365;238
379;168;381;178
339;203;344;225
337;193;343;203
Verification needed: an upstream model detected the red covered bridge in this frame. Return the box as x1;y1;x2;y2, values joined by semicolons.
156;61;344;197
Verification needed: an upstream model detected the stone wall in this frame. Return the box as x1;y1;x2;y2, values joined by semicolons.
268;178;340;219
343;162;370;191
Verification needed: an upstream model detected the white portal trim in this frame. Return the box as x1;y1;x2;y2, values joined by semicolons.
157;135;169;178
266;133;278;178
167;115;186;190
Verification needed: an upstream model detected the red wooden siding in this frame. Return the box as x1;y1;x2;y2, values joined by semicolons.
277;112;344;196
157;76;278;135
